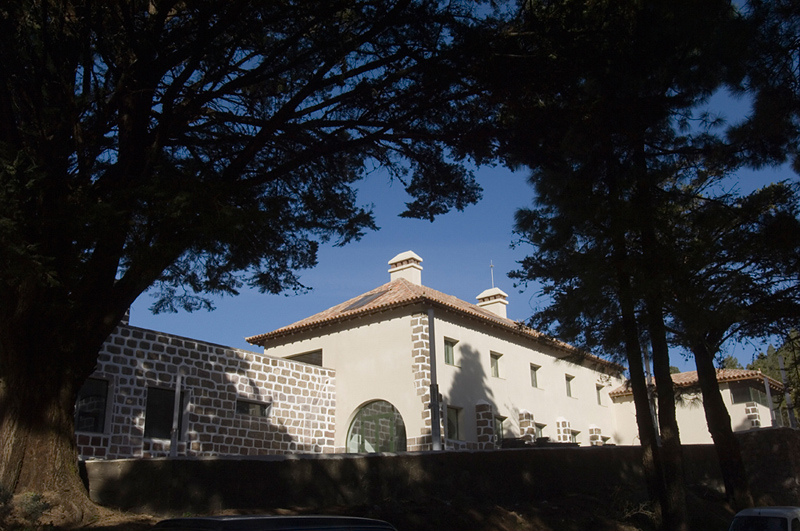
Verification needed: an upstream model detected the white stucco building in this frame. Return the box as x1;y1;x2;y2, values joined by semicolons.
610;368;784;445
75;251;786;459
245;251;625;452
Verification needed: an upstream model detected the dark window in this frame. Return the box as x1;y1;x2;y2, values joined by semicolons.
447;406;463;440
287;349;322;366
730;516;788;531
144;387;186;440
730;381;769;406
236;400;271;417
75;378;109;433
343;290;389;311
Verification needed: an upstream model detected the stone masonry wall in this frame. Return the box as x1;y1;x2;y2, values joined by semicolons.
409;312;445;451
75;323;336;460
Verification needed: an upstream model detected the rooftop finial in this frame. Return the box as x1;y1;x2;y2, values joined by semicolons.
490;260;495;288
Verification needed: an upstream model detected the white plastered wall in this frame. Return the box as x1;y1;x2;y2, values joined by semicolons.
611;381;779;445
261;309;424;450
431;311;624;446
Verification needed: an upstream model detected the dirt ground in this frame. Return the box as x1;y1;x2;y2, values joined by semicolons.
3;488;738;531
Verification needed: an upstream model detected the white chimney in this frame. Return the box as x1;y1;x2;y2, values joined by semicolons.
388;251;423;285
476;287;508;318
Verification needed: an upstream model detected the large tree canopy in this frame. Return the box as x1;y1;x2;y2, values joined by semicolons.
0;0;489;521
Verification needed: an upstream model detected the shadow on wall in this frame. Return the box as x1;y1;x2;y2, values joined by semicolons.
444;343;496;448
186;348;320;455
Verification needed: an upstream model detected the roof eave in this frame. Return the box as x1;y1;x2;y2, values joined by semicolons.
246;295;623;373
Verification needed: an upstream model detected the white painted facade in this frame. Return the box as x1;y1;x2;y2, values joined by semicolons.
248;251;626;451
611;378;780;445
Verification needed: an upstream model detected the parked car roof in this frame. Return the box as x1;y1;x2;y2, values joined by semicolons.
729;507;800;531
152;515;398;531
734;507;800;519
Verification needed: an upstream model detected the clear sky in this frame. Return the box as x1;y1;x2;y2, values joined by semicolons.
129;155;795;373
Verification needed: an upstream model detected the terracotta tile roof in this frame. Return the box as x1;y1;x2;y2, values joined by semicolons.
246;278;621;371
609;368;784;397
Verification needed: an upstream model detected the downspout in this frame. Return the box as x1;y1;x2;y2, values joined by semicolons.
427;307;442;450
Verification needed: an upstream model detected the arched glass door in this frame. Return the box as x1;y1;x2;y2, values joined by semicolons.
346;400;407;453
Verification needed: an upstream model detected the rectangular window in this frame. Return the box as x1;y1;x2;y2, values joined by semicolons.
570;430;580;444
730;381;769;406
444;338;457;366
534;423;545;439
236;400;272;418
565;375;574;397
530;364;540;388
447;406;463;440
494;416;506;447
596;384;604;405
144;387;187;440
75;378;109;434
287;349;322;366
490;352;502;378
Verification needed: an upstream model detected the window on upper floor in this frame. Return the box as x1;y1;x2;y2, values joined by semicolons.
447;406;464;440
730;381;769;407
565;374;575;397
530;364;541;388
596;384;604;405
75;377;109;434
287;349;322;366
444;338;457;366
534;423;546;440
490;352;502;378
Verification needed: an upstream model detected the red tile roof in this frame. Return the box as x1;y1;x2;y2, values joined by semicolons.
246;278;622;371
609;368;784;397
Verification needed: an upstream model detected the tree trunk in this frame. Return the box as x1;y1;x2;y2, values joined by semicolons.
693;343;755;510
0;304;108;524
0;358;97;523
631;134;690;531
611;233;666;523
647;304;690;531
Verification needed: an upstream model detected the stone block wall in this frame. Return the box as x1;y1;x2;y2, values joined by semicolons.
519;409;536;443
475;402;495;449
76;323;336;460
409;312;444;451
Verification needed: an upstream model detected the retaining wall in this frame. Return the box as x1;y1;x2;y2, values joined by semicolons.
84;428;800;515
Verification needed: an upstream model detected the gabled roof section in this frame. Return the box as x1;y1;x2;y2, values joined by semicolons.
609;368;784;398
245;278;621;371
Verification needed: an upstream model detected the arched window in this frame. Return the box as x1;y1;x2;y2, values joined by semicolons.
346;400;407;453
